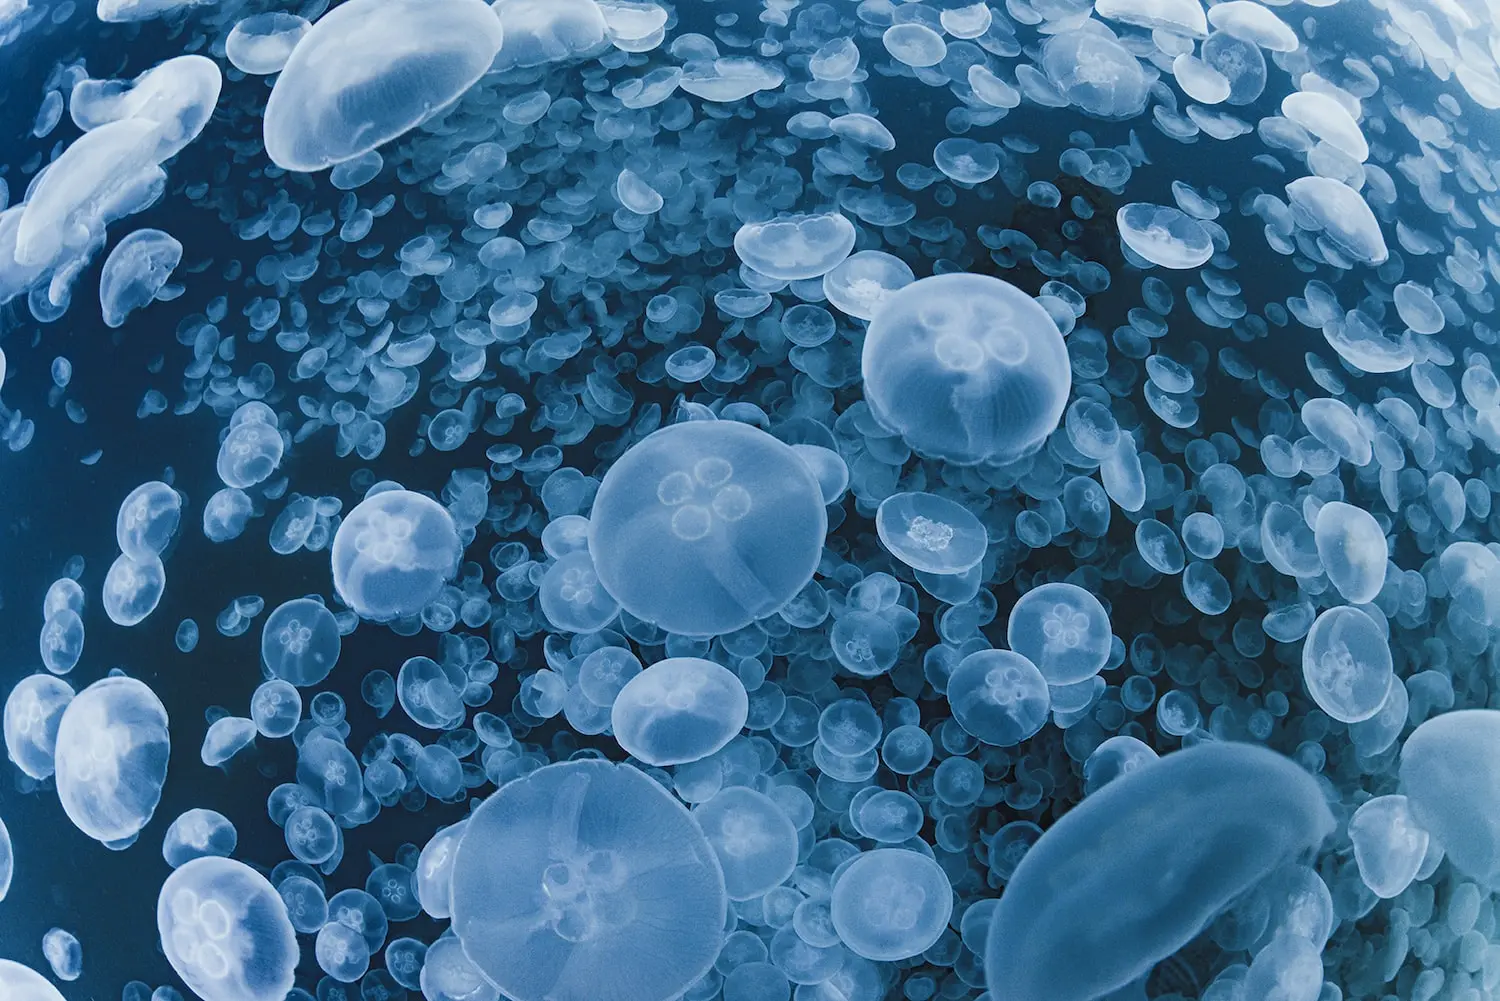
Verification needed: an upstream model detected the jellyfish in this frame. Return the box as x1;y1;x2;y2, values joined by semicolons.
162;809;238;868
946;649;1050;747
830;849;954;961
3;673;73;779
157;858;299;1001
1301;606;1392;724
1348;795;1428;899
201;717;257;767
331;488;463;623
1199;30;1267;105
450;759;726;1001
67;55;221;161
587;420;826;636
1041;29;1149;121
42;929;81;981
397;656;467;730
1285;176;1388;266
217;420;284;490
883;23;947;67
611;657;748;766
0;815;10;899
1006;582;1112;686
287;806;340;865
861;273;1071;466
539;550;620;634
261;598;341;687
54;676;170;847
263;0;504;172
694;786;798;901
0;961;66;1001
39;609;84;675
296;735;364;817
250;680;302;738
279;877;329;936
225;13;311;75
99;229;181;328
1393;282;1444;334
1207;0;1298;51
822;250;914;321
733;213;857;282
1400;710;1500;885
1093;0;1206;36
678;57;785;102
117;480;182;562
1281;91;1366;161
876;492;988;576
1082;735;1159;794
491;0;608;71
1313;501;1386;604
103;552;166;627
203;488;254;543
1116;204;1214;269
985;743;1334;1001
417;819;468;920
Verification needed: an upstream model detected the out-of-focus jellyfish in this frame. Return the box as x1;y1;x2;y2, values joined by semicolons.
54;676;170;847
117;480;182;562
611;657;748;766
263;0;504;173
0;960;66;1001
733;213;857;282
946;649;1050;747
861;273;1070;466
822;250;914;321
539;550;619;634
1116;204;1214;269
261;598;341;687
1312;501;1386;604
1301;606;1392;724
450;759;726;1001
68;55;221;161
1041;29;1148;120
417;820;467;920
1400;710;1500;885
1284;176;1388;266
331;488;462;623
875;492;987;576
1006;582;1112;686
99;229;182;328
1094;0;1206;35
491;0;608;70
225;13;311;75
0;816;10;902
1348;795;1428;899
985;742;1333;1001
157;858;299;1001
162;809;238;868
693;787;798;901
830;849;953;961
588;420;826;636
42;928;81;981
3;673;73;779
103;552;166;627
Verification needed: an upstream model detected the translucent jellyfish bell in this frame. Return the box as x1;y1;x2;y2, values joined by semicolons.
54;676;170;847
861;273;1070;466
216;420;283;490
3;673;73;779
331;488;463;622
1301;606;1392;724
261;598;341;687
831;849;954;961
733;213;857;282
450;759;726;1001
1116;204;1214;269
694;786;799;901
117;480;182;562
263;0;505;173
99;230;182;328
611;657;748;766
1400;709;1500;884
822;250;914;321
588;420;826;637
1313;501;1386;604
875;491;987;576
946;649;1050;747
157;858;299;1001
1006;582;1112;686
1041;29;1149;120
491;0;609;71
225;13;311;75
0;960;67;1001
103;552;166;626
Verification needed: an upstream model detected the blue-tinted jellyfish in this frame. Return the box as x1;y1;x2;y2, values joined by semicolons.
217;406;284;490
694;787;799;901
577;646;641;708
331;488;462;623
203;488;254;544
539;550;620;634
40;609;84;675
1041;29;1148;120
0;960;66;1001
1006;582;1112;686
297;735;364;817
491;0;608;71
450;759;726;1001
1313;501;1387;605
158;858;299;1001
1348;795;1428;900
417;820;468;920
947;649;1050;747
861;273;1070;466
263;0;504;172
1082;735;1159;795
201;717;256;766
286;805;339;866
822;250;914;321
225;13;310;75
1301;606;1392;724
279;876;329;935
317;922;370;983
397;656;467;730
261;598;341;687
611;657;748;766
117;480;182;562
0;816;10;902
99;229;181;328
43;577;85;619
1400;710;1500;885
250;679;302;738
588;420;826;637
54;676;170;847
1116;204;1214;269
3;673;73;779
163;809;238;868
733;213;857;282
42;928;81;981
1199;29;1267;105
985;743;1334;1001
103;552;166;627
1284;176;1387;266
875;492;987;576
830;849;953;961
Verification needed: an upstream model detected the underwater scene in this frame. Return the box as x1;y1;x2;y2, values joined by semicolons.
0;0;1495;999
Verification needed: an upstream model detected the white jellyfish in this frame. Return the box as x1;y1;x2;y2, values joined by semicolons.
157;858;299;1001
69;55;221;161
225;13;311;75
611;657;748;766
1285;176;1388;266
331;488;462;622
491;0;608;70
54;676;170;847
1117;204;1215;269
734;213;857;282
117;480;182;562
103;551;166;627
100;229;182;328
3;673;73;779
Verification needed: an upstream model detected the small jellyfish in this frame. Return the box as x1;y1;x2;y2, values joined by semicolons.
157;858;298;1001
225;13;311;75
286;806;340;865
946;649;1050;747
99;230;182;328
54;676;170;847
822;250;914;321
876;492;988;576
450;759;726;1001
1006;582;1112;686
201;717;257;767
39;609;84;675
862;273;1070;466
1400;710;1500;885
296;736;363;817
1301;606;1392;724
203;488;253;543
539;550;620;634
611;657;748;766
42;928;82;981
1116;204;1214;269
117;480;182;562
0;961;66;1001
250;680;302;738
1082;735;1159;794
694;786;799;901
261;598;341;687
103;552;166;627
733;213;857;282
416;819;468;920
397;656;468;730
830;849;953;961
1348;795;1428;899
162;809;238;868
1313;501;1386;604
3;673;74;779
588;420;826;637
279;876;329;935
1041;29;1148;120
331;488;462;623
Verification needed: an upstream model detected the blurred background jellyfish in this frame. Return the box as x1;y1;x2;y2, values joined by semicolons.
491;0;609;71
157;858;298;1001
331;488;462;623
54;676;170;847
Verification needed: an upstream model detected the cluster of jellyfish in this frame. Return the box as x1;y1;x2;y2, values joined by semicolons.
4;1;1500;1001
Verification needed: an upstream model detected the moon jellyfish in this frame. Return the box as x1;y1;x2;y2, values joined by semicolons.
1116;204;1214;269
117;480;182;562
1093;0;1206;36
539;550;620;634
862;273;1070;466
876;492;987;576
103;552;165;626
947;649;1050;747
261;598;341;687
1041;29;1148;120
1301;606;1392;724
1393;282;1445;334
985;743;1334;1001
263;0;505;172
0;816;9;900
1007;582;1112;686
588;420;826;636
450;759;726;1001
733;213;856;282
1313;501;1386;604
99;229;182;328
1348;795;1428;899
40;609;84;675
3;673;73;779
417;820;467;920
1400;710;1500;885
822;250;914;321
491;0;608;71
68;55;221;162
1207;0;1297;51
217;419;284;490
54;676;170;847
0;961;66;1001
1199;30;1267;105
250;679;302;738
331;488;463;623
1285;176;1388;266
694;786;799;901
831;849;953;961
157;858;299;1001
226;13;311;75
163;809;238;868
203;488;253;543
1082;735;1159;794
42;929;81;981
611;657;748;766
1281;91;1366;161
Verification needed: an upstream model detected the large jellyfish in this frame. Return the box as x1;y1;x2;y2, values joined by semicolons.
491;0;608;71
261;598;342;687
3;672;74;779
831;849;954;961
1312;501;1386;604
611;657;748;766
0;961;67;1001
587;420;827;636
99;229;182;328
985;742;1333;1001
331;488;463;622
861;273;1070;466
1041;28;1149;120
54;676;170;847
263;0;505;173
733;213;857;282
1400;710;1500;885
157;858;299;1001
450;759;726;1001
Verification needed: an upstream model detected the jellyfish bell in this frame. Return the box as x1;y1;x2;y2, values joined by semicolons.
331;488;462;623
157;858;299;1001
